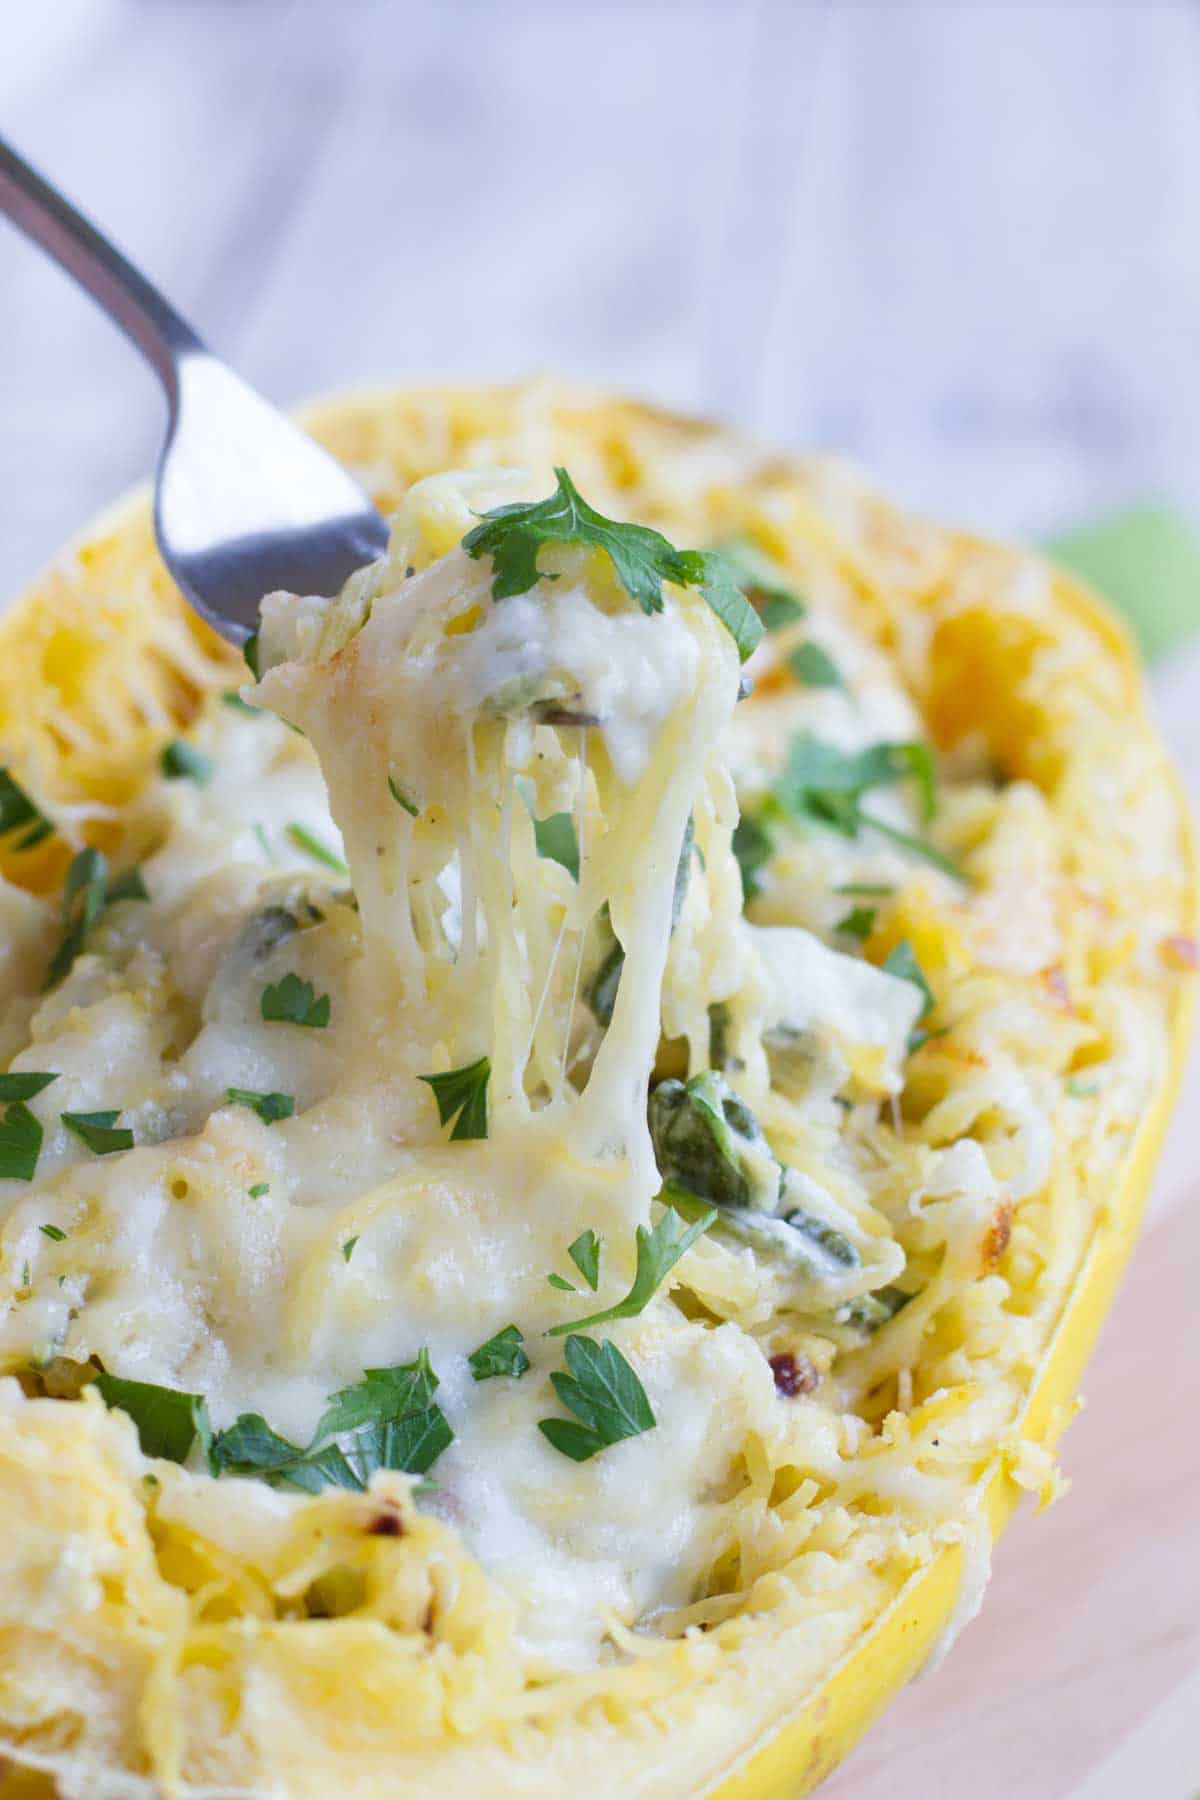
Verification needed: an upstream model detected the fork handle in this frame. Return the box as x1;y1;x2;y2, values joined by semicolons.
0;134;202;397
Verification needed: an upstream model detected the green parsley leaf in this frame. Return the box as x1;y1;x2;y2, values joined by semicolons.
225;1087;295;1126
882;940;935;1020
771;734;961;880
546;1205;715;1336
95;1373;211;1464
0;1072;58;1102
418;1055;490;1142
568;1229;602;1291
538;1334;656;1462
206;1412;306;1481
61;1110;134;1155
788;641;845;691
673;549;763;662
222;689;259;715
547;1273;576;1292
534;811;580;880
286;823;348;875
38;1223;66;1241
341;1235;359;1262
0;768;54;850
0;1103;42;1182
243;632;261;679
261;972;330;1029
836;906;876;941
713;541;807;631
110;867;151;905
388;775;420;817
463;469;761;659
161;739;214;783
468;1324;530;1382
208;1350;453;1489
732;810;774;902
312;1352;439;1440
248;1182;270;1198
464;466;685;613
46;849;149;988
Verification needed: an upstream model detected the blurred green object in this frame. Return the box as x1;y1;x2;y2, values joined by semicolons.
1043;506;1200;664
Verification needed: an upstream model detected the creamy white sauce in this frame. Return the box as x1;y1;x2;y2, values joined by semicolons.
0;474;1026;1675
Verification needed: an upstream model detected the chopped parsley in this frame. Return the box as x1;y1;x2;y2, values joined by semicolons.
673;549;763;663
836;905;876;941
341;1235;359;1262
248;1182;270;1198
468;1324;530;1382
261;972;330;1029
388;775;419;817
713;541;807;632
418;1055;490;1142
38;1223;66;1242
788;641;845;691
462;469;762;661
225;1087;295;1126
546;1205;715;1336
538;1334;656;1462
161;739;214;783
286;823;348;875
534;811;580;880
94;1373;211;1465
0;1103;42;1182
61;1110;134;1155
221;689;259;715
209;1350;453;1489
0;768;54;850
568;1229;602;1292
243;632;261;679
46;848;149;988
834;882;895;897
0;1072;58;1102
768;733;963;880
547;1273;575;1292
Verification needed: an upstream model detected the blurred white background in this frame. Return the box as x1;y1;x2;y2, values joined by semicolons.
2;4;1198;1795
3;0;1200;592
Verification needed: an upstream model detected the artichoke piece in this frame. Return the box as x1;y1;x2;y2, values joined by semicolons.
839;1284;911;1332
651;1074;866;1286
780;1210;859;1275
649;1070;782;1211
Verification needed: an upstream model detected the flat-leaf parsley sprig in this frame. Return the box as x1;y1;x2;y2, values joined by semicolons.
538;1334;655;1463
546;1205;715;1336
462;468;762;663
419;1056;490;1142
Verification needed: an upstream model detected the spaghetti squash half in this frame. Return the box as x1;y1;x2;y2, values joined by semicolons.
0;384;1191;1799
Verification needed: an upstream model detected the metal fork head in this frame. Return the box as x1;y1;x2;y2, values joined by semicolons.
158;353;390;643
0;134;390;647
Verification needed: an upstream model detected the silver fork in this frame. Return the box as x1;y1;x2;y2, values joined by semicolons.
0;135;389;646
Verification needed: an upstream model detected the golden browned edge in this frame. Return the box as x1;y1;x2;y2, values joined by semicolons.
0;384;1193;1800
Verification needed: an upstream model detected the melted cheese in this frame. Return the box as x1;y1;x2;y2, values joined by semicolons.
0;459;1116;1708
